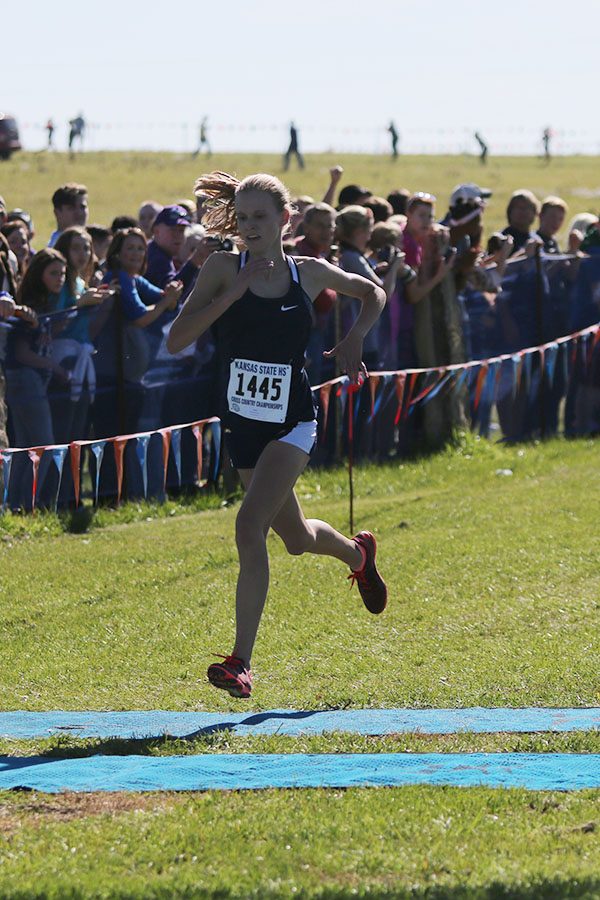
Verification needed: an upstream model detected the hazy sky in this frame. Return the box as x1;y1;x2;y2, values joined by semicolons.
7;0;600;154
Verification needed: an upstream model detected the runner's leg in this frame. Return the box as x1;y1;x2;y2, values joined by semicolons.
270;489;362;568
233;440;310;665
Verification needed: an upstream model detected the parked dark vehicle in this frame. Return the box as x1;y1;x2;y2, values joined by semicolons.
0;115;21;160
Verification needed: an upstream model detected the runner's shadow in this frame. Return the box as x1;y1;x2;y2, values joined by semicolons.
180;708;321;739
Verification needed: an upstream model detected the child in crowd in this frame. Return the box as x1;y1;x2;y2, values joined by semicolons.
5;249;70;508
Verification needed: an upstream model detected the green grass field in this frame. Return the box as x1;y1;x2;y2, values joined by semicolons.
3;150;600;246
1;435;599;898
1;152;600;897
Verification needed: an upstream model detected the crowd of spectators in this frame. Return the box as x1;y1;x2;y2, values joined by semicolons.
0;166;599;508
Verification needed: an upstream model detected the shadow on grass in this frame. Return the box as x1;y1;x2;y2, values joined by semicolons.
6;876;600;899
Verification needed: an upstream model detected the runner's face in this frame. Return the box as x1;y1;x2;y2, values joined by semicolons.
236;191;286;254
42;260;66;294
119;235;146;274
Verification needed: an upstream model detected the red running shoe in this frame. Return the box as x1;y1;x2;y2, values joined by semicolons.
207;654;253;699
348;531;388;614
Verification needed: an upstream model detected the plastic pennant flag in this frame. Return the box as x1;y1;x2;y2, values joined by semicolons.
368;376;379;419
319;384;332;440
337;379;349;419
158;428;171;491
562;341;570;387
27;448;43;511
170;428;182;486
522;352;533;394
135;434;151;499
421;370;454;405
368;375;390;424
581;332;592;369
90;441;106;505
452;367;470;395
69;442;82;508
402;372;418;422
410;370;441;408
192;423;205;484
1;451;13;510
545;343;559;390
538;346;546;380
393;373;407;426
347;385;355;443
50;446;68;511
511;354;521;398
113;438;128;505
352;382;362;426
473;365;488;414
209;421;221;481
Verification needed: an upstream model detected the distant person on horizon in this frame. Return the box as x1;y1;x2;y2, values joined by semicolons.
193;117;212;158
46;119;55;150
388;121;399;159
474;131;488;164
68;114;85;157
542;127;552;163
283;121;304;171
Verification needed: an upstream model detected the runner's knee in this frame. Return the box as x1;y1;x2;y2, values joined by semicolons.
280;525;314;556
235;507;268;549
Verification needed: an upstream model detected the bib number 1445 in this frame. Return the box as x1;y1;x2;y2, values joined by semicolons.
227;358;292;424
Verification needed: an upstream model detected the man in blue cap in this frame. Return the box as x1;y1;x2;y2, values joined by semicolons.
146;204;205;293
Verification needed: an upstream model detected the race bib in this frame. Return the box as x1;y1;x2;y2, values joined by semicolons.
227;358;291;424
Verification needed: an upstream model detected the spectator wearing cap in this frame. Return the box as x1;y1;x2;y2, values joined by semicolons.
537;196;568;253
442;185;492;335
49;184;89;248
502;190;540;255
567;213;599;254
146;205;205;295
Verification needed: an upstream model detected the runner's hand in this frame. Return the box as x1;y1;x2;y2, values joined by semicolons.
228;258;275;304
323;333;368;385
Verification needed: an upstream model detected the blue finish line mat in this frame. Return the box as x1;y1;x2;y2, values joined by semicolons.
1;753;599;792
1;708;599;740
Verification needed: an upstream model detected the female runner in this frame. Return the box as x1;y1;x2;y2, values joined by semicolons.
168;172;388;698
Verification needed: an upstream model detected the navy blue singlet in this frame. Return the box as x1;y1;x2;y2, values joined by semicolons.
214;253;317;467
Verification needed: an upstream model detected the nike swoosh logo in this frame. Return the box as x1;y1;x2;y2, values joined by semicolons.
281;305;297;312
